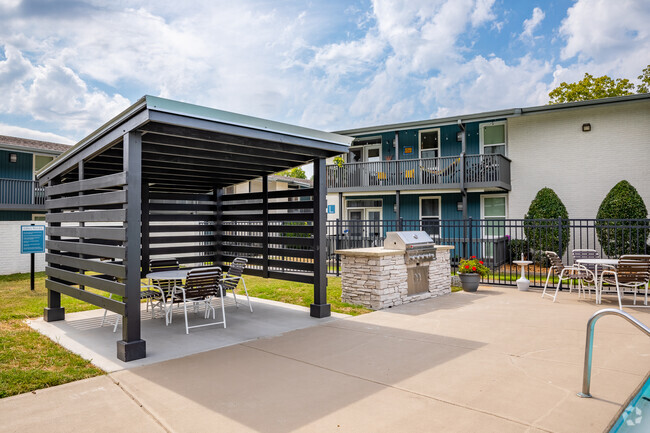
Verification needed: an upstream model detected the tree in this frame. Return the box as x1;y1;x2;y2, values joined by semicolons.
596;180;649;257
524;188;570;261
549;73;635;104
277;166;306;179
638;65;650;94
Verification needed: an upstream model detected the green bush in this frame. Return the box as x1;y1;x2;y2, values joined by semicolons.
596;180;649;257
507;239;530;263
523;188;570;263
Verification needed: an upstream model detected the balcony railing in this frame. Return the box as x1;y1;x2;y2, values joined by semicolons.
0;178;46;209
326;154;511;191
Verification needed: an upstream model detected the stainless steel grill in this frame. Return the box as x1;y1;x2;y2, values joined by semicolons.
384;231;437;265
384;231;436;295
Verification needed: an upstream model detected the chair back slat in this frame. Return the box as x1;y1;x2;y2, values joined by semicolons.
223;258;247;291
572;249;599;272
545;251;564;273
602;257;650;284
183;267;222;299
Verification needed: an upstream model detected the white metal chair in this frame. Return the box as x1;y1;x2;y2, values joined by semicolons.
571;249;599;299
169;267;226;334
542;251;594;302
222;257;253;312
600;255;650;309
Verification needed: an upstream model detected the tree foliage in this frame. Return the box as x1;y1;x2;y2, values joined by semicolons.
596;180;649;257
549;73;635;104
524;188;570;259
638;65;650;94
277;166;307;179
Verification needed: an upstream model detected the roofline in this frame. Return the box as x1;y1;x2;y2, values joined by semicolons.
38;95;353;178
334;93;650;136
37;97;148;178
0;143;65;156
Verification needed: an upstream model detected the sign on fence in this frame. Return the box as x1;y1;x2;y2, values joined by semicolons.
21;225;45;254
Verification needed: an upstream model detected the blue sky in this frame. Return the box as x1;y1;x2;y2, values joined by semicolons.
0;0;648;145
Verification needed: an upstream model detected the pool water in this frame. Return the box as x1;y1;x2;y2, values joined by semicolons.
611;378;650;432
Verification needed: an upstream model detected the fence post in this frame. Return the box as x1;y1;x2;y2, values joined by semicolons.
558;216;563;260
336;218;341;277
468;217;473;258
399;217;403;231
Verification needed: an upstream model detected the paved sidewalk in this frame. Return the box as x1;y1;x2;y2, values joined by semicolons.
2;286;649;432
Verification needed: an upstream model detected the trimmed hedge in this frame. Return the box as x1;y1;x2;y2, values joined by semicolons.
596;180;649;257
524;188;570;262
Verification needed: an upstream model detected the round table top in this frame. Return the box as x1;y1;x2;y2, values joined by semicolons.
575;258;618;265
145;269;189;280
512;260;533;266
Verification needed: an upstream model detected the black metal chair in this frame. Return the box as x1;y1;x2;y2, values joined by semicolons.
222;257;253;312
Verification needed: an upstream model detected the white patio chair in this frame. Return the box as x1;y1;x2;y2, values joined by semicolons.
542;251;594;302
169;267;226;334
222;257;253;312
600;255;650;309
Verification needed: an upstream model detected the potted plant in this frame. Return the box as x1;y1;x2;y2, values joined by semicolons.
458;256;489;292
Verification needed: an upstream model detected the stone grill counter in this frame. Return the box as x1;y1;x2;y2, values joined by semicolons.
336;245;454;310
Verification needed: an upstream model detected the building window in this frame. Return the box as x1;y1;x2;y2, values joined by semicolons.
419;129;439;159
348;137;381;163
346;199;382;241
480;122;507;156
419;196;441;236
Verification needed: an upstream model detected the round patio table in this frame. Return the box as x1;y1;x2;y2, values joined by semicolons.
575;258;618;304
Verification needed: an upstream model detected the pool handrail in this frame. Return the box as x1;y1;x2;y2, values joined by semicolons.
578;308;650;398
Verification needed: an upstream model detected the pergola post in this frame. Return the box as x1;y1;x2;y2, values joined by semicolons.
44;177;65;322
117;131;146;361
311;158;330;318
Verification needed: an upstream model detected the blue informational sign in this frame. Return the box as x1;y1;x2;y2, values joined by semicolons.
21;225;45;254
327;204;335;214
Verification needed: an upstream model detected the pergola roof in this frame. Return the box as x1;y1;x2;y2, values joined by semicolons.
38;95;352;192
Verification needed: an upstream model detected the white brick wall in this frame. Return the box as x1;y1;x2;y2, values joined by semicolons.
508;100;650;220
0;221;46;275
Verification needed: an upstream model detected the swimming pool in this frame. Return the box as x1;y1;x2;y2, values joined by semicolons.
610;377;650;432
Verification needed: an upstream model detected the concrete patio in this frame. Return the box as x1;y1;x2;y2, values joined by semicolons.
2;286;649;432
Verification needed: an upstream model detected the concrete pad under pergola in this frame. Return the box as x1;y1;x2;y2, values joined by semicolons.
37;96;351;361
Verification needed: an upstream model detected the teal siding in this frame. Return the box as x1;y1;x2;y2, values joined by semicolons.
0;211;33;221
0;150;32;179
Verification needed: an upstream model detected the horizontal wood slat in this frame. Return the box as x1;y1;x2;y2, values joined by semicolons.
149;203;216;212
149;224;215;233
268;260;313;272
47;240;126;259
268;188;313;199
221;235;313;247
219;224;313;234
46;190;127;210
149;214;214;222
220;245;264;255
268;201;313;210
46;266;125;296
268;248;314;259
46;209;127;223
149;245;214;255
45;172;127;197
220;191;264;202
149;235;215;244
239;267;314;284
149;193;214;202
47;226;127;241
46;253;126;279
46;279;125;315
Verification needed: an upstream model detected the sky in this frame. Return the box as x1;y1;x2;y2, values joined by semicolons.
0;0;648;146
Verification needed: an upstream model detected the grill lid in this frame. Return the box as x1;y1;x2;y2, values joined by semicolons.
385;231;435;250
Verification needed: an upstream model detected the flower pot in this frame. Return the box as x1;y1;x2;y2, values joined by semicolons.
459;273;480;292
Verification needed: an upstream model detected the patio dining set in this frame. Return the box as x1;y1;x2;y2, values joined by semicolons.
541;250;650;309
102;257;252;335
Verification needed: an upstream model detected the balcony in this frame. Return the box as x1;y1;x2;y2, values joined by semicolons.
0;178;46;211
326;154;511;192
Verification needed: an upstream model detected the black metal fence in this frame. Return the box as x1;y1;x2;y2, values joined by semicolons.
326;218;650;287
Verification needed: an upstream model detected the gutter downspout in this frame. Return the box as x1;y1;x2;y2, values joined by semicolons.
458;120;467;220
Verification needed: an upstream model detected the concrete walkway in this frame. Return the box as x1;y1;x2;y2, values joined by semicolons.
2;286;649;432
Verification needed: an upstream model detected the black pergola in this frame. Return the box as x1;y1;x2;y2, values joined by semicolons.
37;96;351;361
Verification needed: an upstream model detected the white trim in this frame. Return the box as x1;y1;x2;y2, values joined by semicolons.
480;193;508;219
419;195;442;219
479;121;507;157
349;136;382;163
418;128;440;159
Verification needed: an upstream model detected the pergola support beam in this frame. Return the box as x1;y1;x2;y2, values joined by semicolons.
44;177;65;322
118;131;146;362
310;158;330;318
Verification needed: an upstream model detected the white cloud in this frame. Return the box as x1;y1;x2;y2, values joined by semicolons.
0;123;75;144
520;7;545;40
559;0;650;78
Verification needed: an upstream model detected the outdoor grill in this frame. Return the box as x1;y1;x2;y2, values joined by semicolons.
384;231;437;295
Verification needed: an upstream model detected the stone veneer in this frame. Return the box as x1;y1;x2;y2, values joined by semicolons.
337;245;454;310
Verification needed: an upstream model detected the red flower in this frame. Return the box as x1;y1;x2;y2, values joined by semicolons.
479;261;483;265
465;265;469;269
471;256;476;259
472;266;476;271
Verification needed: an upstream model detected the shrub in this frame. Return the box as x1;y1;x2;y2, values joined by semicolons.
523;188;570;262
507;239;531;263
596;180;649;257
